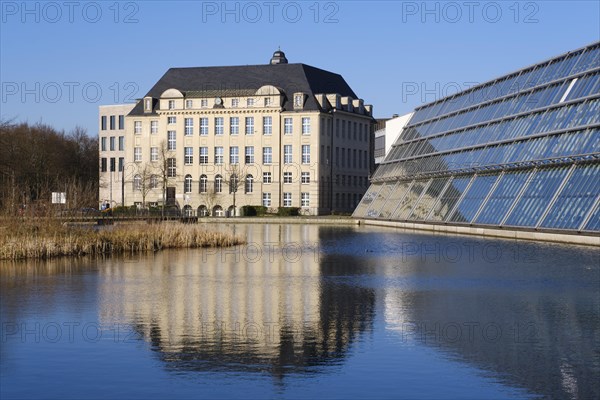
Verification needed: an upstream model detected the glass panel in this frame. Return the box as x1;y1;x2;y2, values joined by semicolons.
379;180;413;219
366;182;395;218
541;164;600;230
583;201;600;232
504;167;571;227
393;179;430;220
475;171;530;225
407;177;450;220
428;176;472;222
353;184;382;218
447;174;499;223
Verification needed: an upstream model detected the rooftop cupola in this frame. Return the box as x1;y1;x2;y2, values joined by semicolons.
270;49;288;65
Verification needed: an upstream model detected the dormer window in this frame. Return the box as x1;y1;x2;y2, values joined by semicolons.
168;100;175;110
185;100;193;109
201;99;208;108
231;98;239;107
264;98;272;107
294;93;306;110
144;97;153;113
247;98;254;107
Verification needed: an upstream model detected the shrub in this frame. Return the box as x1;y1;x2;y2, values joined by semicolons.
277;207;300;216
241;205;268;216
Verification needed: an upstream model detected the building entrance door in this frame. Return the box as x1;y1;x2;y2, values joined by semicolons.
166;187;176;205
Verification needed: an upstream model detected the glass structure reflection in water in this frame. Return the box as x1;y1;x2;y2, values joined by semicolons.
354;42;600;234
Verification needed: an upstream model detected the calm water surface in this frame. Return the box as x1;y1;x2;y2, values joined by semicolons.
1;224;599;399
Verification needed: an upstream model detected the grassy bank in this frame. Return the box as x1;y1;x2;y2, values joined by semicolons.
0;219;244;260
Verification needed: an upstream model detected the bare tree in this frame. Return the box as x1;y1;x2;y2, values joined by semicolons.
153;140;177;217
136;162;158;209
199;187;221;216
224;163;247;216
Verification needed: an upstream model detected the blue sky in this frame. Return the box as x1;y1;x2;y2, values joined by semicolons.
1;0;599;135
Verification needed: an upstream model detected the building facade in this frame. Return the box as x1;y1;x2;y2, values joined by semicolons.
99;51;374;216
354;42;600;236
374;113;413;165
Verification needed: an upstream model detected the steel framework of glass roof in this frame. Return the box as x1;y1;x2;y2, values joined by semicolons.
354;42;600;234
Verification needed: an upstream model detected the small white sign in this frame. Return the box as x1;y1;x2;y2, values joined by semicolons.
52;192;66;204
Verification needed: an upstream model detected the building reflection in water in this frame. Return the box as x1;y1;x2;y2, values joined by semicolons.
98;224;376;378
380;236;600;400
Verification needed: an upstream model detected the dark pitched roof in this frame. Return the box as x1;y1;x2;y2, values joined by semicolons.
128;63;358;116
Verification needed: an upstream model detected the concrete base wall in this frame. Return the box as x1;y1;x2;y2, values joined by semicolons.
359;219;600;247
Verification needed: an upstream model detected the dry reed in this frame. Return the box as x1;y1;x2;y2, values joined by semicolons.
0;219;244;260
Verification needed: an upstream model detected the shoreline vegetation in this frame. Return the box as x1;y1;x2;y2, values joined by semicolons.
0;219;245;260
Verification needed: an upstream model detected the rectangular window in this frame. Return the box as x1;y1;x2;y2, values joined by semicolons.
109;115;115;130
134;121;141;134
263;147;272;164
110;157;115;172
247;98;254;107
151;147;158;162
185;100;193;109
284;118;293;135
283;172;292;184
215;117;224;135
118;157;124;172
118;136;124;151
184;147;193;165
262;192;271;207
101;157;107;172
301;192;310;207
283;192;292;207
245;117;254;135
167;116;176;125
301;172;310;184
245;146;254;164
200;118;208;135
151;120;158;134
167;158;176;177
101;137;106;151
230;117;239;135
302;145;310;164
284;145;292;164
302;117;311;134
264;98;272;107
263;116;272;135
118;115;124;130
134;147;142;162
184;118;194;135
168;100;175;110
199;147;209;164
229;146;239;164
109;136;115;151
215;146;224;164
231;98;239;107
263;172;272;184
101;116;107;130
167;131;176;150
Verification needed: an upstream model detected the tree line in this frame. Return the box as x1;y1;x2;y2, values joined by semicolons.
0;120;98;215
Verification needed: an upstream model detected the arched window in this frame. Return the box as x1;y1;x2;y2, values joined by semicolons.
215;175;222;193
133;174;141;191
229;174;238;194
245;174;253;194
150;175;159;189
184;174;192;193
197;205;208;217
213;205;224;217
182;205;193;216
199;175;207;193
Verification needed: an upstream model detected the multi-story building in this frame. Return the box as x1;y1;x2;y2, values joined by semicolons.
99;50;374;216
98;104;135;207
354;41;600;241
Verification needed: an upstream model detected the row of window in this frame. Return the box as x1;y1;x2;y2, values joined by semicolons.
134;145;312;165
357;163;600;232
376;127;600;180
385;98;600;166
100;115;125;131
403;73;599;141
410;44;599;125
134;117;311;136
100;136;125;152
100;157;125;172
166;97;275;111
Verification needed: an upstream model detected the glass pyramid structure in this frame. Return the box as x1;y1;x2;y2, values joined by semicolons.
354;42;600;234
